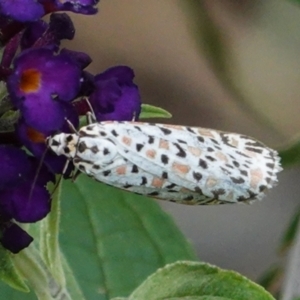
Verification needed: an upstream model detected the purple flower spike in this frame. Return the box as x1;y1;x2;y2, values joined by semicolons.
7;48;81;132
1;223;33;254
51;0;99;15
0;182;51;223
0;146;31;190
89;66;141;121
0;0;45;22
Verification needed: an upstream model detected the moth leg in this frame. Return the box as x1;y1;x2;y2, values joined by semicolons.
71;169;81;182
65;118;78;134
83;97;97;124
86;111;96;125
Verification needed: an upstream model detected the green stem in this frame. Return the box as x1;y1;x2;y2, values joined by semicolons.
13;247;71;300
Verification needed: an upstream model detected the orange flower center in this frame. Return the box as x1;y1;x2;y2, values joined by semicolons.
26;127;46;143
20;69;41;93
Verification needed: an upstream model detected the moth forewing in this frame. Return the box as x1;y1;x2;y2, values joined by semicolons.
47;121;282;205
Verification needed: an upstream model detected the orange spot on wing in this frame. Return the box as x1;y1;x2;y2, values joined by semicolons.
151;177;164;188
146;149;156;159
116;165;127;175
229;137;239;147
197;128;215;137
164;124;184;130
215;152;228;163
172;162;190;174
188;146;201;157
250;168;263;189
20;69;41;93
159;139;169;150
206;177;218;188
122;136;132;146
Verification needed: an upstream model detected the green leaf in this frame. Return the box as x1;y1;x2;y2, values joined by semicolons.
61;254;86;300
0;245;29;292
111;294;231;299
40;180;65;285
279;208;300;254
0;280;35;300
60;175;197;300
279;140;300;167
139;104;172;119
128;261;275;300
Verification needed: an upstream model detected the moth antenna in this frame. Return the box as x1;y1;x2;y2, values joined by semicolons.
84;97;97;123
28;147;49;202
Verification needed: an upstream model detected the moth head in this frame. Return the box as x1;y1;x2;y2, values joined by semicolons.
46;133;79;158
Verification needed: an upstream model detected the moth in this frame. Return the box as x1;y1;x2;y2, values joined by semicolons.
46;121;282;205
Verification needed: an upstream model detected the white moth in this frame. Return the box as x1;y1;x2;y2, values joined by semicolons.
46;121;282;205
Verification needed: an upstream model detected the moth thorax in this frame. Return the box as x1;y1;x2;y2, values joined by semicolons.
47;133;79;158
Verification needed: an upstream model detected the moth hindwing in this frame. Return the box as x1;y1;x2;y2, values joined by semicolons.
46;121;282;205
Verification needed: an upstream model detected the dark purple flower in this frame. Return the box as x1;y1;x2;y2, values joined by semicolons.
0;0;99;23
0;145;54;252
48;0;99;15
7;48;81;132
88;66;141;121
0;223;33;253
16;103;79;174
0;145;54;221
21;14;75;50
0;0;45;22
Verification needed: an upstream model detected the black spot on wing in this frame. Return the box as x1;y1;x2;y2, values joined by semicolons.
162;171;168;179
160;127;172;135
193;172;202;181
131;165;139;173
245;147;263;154
266;163;275;169
103;148;110;155
141;176;147;185
161;154;169;165
166;183;177;189
78;142;87;153
136;143;144;152
186;127;196;134
174;143;186;158
183;195;194;201
199;159;208;169
148;191;160;196
51;139;60;146
64;147;70;154
103;170;111;176
123;184;133;188
230;177;245;184
197;136;204;143
111;129;118;137
66;135;73;142
206;156;216;162
91;146;99;154
233;161;240;167
148;136;154;144
99;131;107;136
177;139;187;144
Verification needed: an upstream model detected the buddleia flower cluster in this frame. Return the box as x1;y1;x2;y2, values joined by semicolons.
0;0;141;253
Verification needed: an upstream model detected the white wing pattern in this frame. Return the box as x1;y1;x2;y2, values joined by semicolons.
47;121;282;205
